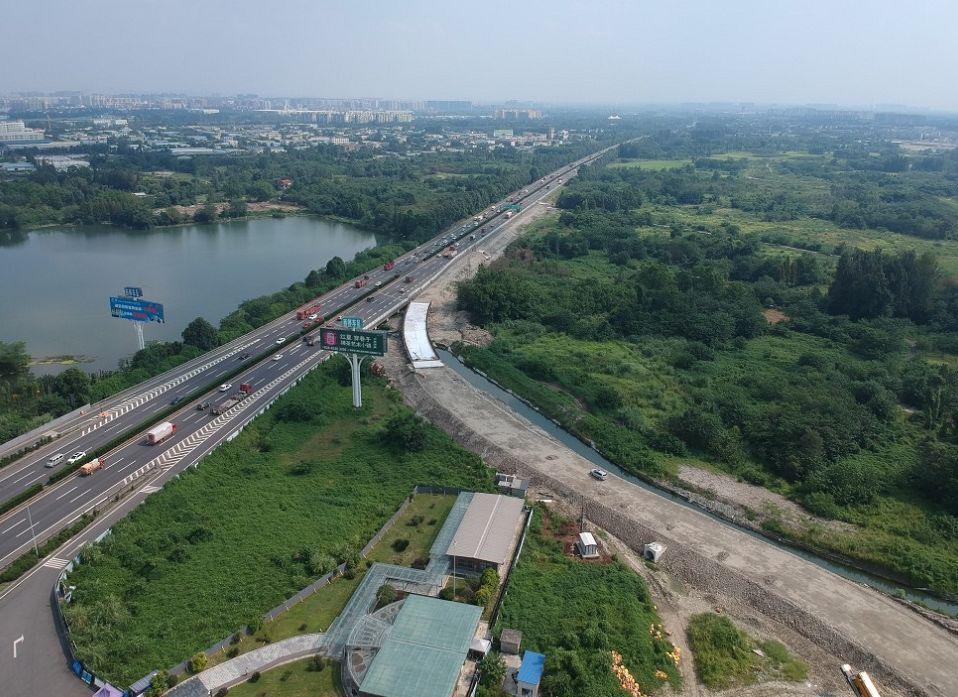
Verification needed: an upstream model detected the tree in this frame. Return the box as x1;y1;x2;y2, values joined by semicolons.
325;255;347;279
478;652;506;689
382;412;429;451
182;317;219;350
193;202;217;224
0;341;29;381
53;368;91;408
188;652;208;673
227;198;248;218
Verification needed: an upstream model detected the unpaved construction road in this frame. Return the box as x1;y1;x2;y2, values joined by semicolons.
384;200;958;697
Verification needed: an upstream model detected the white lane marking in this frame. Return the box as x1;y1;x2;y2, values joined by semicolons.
10;469;39;485
104;457;124;470
181;412;199;423
1;518;26;535
42;557;69;569
69;491;87;504
117;460;137;473
55;486;79;501
13;635;23;659
21;473;46;488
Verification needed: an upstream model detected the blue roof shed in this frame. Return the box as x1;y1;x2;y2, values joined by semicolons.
516;651;545;685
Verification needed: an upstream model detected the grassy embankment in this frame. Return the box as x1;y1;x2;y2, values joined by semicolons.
495;505;681;695
686;613;807;689
62;362;490;685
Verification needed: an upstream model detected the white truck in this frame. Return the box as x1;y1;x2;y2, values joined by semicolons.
146;421;176;445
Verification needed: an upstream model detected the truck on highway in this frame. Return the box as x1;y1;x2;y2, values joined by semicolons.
80;458;104;476
404;275;414;283
146;421;176;445
296;304;321;321
354;277;368;288
442;246;457;258
383;260;396;271
212;384;254;415
304;334;317;346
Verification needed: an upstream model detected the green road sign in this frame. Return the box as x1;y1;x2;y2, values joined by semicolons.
320;327;386;356
342;316;364;330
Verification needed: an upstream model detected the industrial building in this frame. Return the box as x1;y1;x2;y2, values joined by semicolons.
346;594;483;697
446;493;525;574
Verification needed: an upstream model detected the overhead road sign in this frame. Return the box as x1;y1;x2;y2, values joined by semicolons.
320;327;386;356
123;286;143;298
342;316;364;330
109;297;165;323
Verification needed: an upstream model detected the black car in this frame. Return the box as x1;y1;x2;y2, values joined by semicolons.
366;296;375;302
170;396;183;406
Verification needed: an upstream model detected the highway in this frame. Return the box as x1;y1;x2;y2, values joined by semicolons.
0;148;612;574
0;146;612;697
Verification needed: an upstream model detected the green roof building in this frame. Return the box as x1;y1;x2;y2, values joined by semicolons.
349;594;483;697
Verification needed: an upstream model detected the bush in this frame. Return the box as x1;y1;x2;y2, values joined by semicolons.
188;652;208;674
248;671;261;683
376;584;398;609
382;412;429;451
391;538;409;552
308;654;328;672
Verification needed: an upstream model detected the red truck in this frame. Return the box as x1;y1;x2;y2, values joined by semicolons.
383;260;396;271
296;304;321;321
354;277;368;288
146;421;176;445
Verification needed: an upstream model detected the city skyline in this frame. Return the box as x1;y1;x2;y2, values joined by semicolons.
3;0;957;111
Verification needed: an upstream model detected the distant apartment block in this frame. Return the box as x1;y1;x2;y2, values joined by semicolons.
0;119;45;144
495;108;542;120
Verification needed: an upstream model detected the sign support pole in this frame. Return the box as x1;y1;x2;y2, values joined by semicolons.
133;322;145;351
347;353;367;409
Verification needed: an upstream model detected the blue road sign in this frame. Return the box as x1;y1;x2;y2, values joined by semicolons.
109;297;165;323
341;316;364;330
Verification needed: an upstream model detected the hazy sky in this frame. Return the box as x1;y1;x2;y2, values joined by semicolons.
3;0;956;110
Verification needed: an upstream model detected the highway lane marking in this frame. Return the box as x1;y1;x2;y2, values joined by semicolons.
41;557;69;570
104;457;124;470
68;491;87;504
1;518;25;535
116;459;137;473
21;473;46;488
13;635;23;659
181;412;200;423
55;486;79;501
9;468;40;485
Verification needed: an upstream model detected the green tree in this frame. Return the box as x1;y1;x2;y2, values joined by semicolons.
478;652;506;689
188;651;208;673
227;198;248;218
53;368;91;408
0;341;29;381
182;317;219;350
382;412;429;451
325;255;347;279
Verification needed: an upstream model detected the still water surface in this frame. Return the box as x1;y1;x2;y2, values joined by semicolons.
0;217;376;374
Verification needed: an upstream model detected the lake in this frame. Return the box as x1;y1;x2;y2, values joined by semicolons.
0;216;377;374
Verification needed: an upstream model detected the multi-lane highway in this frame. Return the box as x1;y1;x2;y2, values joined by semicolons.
0;145;613;697
0;148;612;573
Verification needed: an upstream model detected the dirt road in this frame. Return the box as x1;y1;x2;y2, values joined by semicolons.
385;202;958;697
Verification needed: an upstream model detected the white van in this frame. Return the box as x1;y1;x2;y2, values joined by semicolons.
46;453;65;468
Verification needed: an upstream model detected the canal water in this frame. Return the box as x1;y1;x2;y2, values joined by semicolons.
0;217;376;374
437;349;958;616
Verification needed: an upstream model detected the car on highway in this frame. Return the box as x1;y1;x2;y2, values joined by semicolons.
375;280;382;287
273;354;283;361
45;453;65;468
589;468;608;481
275;337;286;344
170;396;184;405
308;313;319;320
67;450;87;465
366;296;375;302
219;383;232;392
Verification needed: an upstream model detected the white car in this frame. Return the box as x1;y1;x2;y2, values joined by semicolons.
67;450;87;465
219;383;232;392
46;453;66;468
275;337;286;344
308;313;319;320
590;468;608;481
273;354;283;361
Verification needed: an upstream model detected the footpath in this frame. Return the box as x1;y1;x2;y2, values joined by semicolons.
384;204;958;697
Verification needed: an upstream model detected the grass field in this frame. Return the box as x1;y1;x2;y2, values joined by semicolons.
686;613;807;689
223;657;342;697
495;506;681;694
609;158;692;170
62;364;490;685
211;494;456;663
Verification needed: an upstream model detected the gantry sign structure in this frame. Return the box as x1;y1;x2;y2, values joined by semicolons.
319;324;387;408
